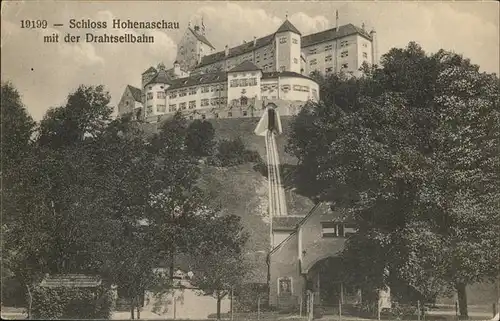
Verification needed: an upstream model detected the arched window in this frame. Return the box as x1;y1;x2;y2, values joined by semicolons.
240;96;248;106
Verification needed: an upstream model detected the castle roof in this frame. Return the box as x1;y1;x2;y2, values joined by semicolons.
262;71;317;82
196;23;370;69
198;33;275;68
228;60;261;73
301;23;372;48
189;27;215;50
276;19;301;35
167;72;226;90
126;85;143;103
142;66;157;75
145;68;174;86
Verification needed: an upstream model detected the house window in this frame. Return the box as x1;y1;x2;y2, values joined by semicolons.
230;79;239;87
292;38;298;44
179;102;186;110
326;67;333;73
293;58;298;64
310;59;317;66
362;52;368;59
189;87;197;95
146;105;153;115
169;104;176;112
227;111;232;117
309;48;317;55
325;55;332;62
157;104;166;113
201;99;209;107
325;44;333;51
169;92;177;99
321;222;338;237
280;66;285;72
240;96;248;106
201;86;210;93
341;50;348;58
340;40;349;47
321;222;357;237
342;63;348;69
240;79;248;87
201;114;206;120
189;101;196;109
279;37;287;44
362;43;368;48
248;78;257;86
214;113;219;118
157;92;166;99
278;277;292;296
147;92;153;100
179;90;187;97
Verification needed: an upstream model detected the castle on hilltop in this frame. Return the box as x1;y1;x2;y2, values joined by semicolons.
117;16;378;123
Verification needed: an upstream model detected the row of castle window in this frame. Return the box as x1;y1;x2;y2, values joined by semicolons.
168;97;229;112
309;51;349;65
279;37;299;45
168;85;227;98
230;78;258;88
308;41;350;55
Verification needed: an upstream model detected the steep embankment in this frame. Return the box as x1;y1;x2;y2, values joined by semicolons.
141;116;314;283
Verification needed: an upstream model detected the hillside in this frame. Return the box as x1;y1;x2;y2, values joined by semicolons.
140;116;314;283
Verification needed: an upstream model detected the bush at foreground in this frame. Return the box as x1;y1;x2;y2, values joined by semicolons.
31;286;115;319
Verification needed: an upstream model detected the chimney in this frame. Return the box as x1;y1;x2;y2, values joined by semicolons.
370;29;378;66
253;36;257;46
224;45;229;57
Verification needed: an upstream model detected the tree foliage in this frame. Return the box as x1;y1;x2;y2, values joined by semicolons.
2;86;251;319
185;119;216;157
288;42;500;317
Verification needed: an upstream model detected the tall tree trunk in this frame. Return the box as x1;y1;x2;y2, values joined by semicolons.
130;297;135;320
136;293;141;319
216;294;222;321
25;284;32;319
456;282;468;320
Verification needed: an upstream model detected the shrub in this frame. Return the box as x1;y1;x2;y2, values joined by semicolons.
31;286;115;319
211;138;263;167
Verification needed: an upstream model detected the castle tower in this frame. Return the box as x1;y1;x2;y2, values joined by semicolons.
175;20;216;72
274;18;302;73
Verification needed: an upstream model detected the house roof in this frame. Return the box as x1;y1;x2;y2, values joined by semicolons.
270;202;348;255
273;216;304;230
142;66;157;75
229;61;261;73
276;19;301;35
197;34;275;68
167;72;226;90
301;23;372;48
189;27;215;50
127;85;142;103
39;274;102;288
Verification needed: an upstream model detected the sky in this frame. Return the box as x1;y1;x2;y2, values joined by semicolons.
1;0;499;121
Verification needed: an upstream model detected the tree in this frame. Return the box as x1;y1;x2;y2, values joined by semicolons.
0;82;36;170
187;213;250;320
185;119;216;157
38;84;112;148
287;43;500;318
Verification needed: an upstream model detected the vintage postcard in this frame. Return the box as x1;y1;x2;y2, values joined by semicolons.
1;1;499;320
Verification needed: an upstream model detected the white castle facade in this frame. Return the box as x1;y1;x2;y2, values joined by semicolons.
117;18;378;123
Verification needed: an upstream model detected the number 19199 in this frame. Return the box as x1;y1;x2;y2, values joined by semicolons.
21;20;48;29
